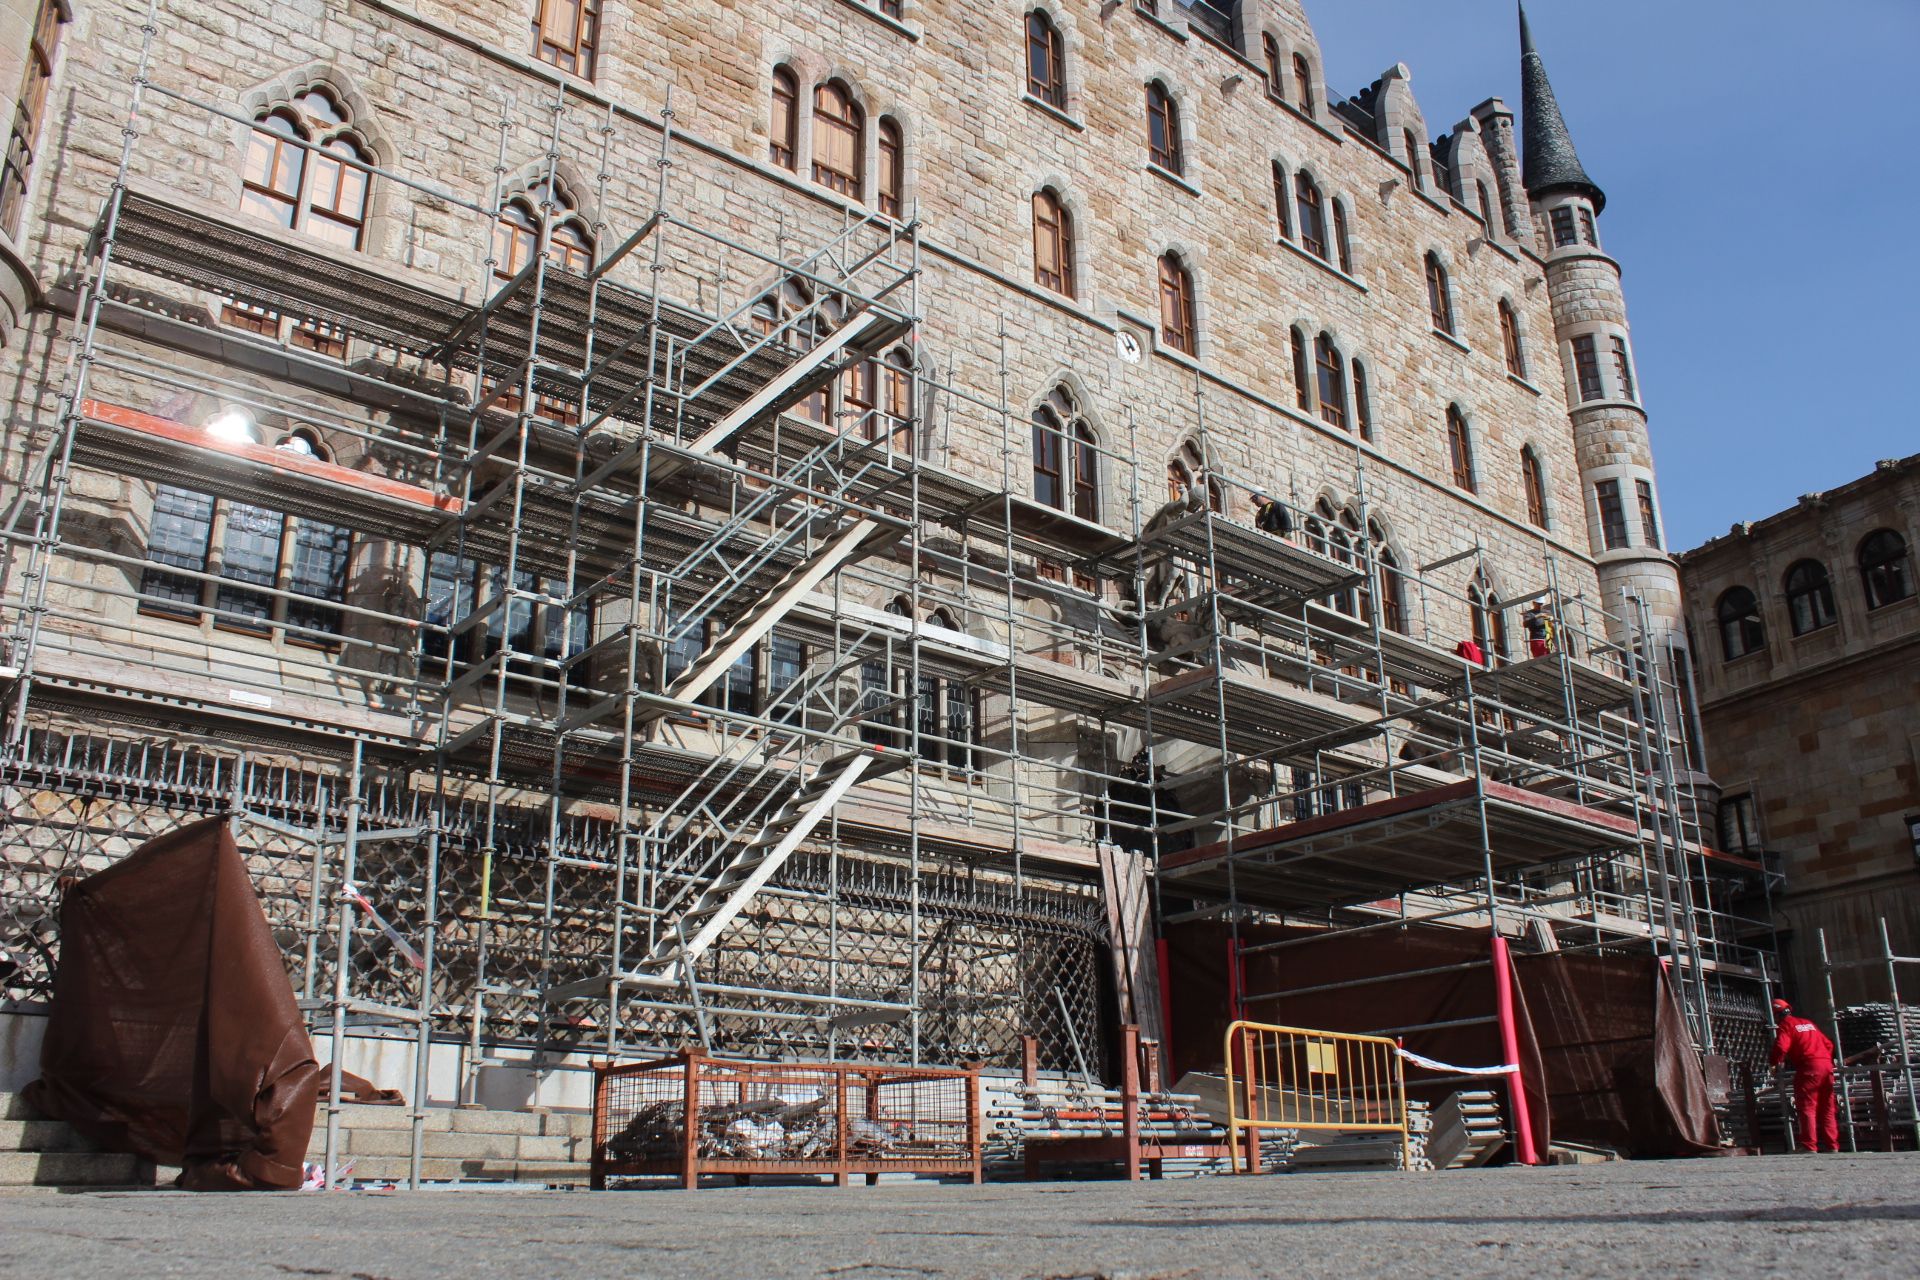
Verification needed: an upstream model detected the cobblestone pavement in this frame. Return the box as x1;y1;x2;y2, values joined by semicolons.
1;1153;1916;1279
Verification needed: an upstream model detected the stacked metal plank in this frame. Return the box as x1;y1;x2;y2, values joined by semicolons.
1835;1003;1920;1060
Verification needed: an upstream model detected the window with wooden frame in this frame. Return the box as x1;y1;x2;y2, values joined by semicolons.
812;80;864;198
1635;479;1661;548
1424;252;1454;334
488;183;595;424
1331;199;1353;273
1292;55;1314;116
1476;180;1494;229
1027;10;1066;108
919;608;978;770
1595;478;1629;549
1403;129;1424;187
1718;793;1762;856
1859;528;1914;609
530;0;600;80
1610;335;1637;401
1262;35;1282;99
1572;334;1604;402
1030;386;1099;526
1351;359;1373;441
769;66;798;169
1032;188;1075;296
1271;163;1292;240
876;117;904;217
876;0;903;17
1784;559;1837;635
752;283;830;424
1314;333;1347;431
1157;253;1196;355
1521;446;1549;529
1549;206;1577;248
1499;300;1527;379
218;299;351;361
1146;81;1182;174
1715;587;1764;660
2;0;65;239
872;347;915;453
1291;327;1311;411
1578;208;1598;246
1372;528;1406;634
140;427;354;644
1295;172;1327;260
1469;577;1508;663
1445;405;1475;492
240;90;371;249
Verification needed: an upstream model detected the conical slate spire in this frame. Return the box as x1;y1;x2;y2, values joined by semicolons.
1519;3;1605;213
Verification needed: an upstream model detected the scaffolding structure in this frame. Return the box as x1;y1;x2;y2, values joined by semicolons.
0;32;1776;1186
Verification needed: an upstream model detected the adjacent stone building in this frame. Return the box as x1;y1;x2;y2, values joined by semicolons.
1678;455;1920;1006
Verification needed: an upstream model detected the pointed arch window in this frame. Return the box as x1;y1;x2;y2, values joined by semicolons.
1271;163;1292;240
1469;578;1508;664
1425;252;1455;334
1032;386;1100;523
1610;336;1637;402
1716;587;1765;660
1785;560;1837;635
770;66;799;169
1352;359;1373;441
1291;327;1311;411
874;347;915;453
1372;527;1406;634
1032;188;1075;296
1500;300;1527;379
1331;199;1353;273
240;90;370;250
1146;82;1182;174
1295;173;1326;260
877;117;904;217
1859;529;1914;609
1292;55;1314;116
1572;335;1604;402
1403;129;1424;186
1521;446;1549;529
1168;439;1221;513
812;80;864;198
1314;333;1347;431
493;181;594;280
1319;503;1358;616
1027;10;1066;108
1476;180;1494;228
1158;254;1195;355
1445;406;1475;492
1;0;65;239
531;0;600;79
1263;35;1283;97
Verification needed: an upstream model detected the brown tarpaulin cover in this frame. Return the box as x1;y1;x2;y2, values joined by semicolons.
23;817;321;1189
1516;951;1722;1157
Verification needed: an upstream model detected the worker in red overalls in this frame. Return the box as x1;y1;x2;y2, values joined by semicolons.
1770;998;1840;1153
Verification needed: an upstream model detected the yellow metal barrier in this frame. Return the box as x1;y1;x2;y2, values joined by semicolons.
1223;1020;1410;1173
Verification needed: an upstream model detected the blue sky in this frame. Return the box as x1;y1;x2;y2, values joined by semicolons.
1303;0;1920;551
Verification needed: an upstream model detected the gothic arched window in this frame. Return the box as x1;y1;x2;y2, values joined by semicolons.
812;80;864;198
1146;81;1182;173
240;89;370;250
1500;299;1527;379
1158;253;1196;355
1027;10;1066;107
1521;446;1548;529
1425;252;1455;334
1446;406;1475;493
1032;188;1074;296
1295;173;1327;260
770;66;798;169
876;117;904;218
1314;333;1347;431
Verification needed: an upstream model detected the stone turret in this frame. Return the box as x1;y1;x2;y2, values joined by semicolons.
1521;3;1683;657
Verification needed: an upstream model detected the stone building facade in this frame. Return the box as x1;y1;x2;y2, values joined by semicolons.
0;0;1724;1078
1678;456;1920;1007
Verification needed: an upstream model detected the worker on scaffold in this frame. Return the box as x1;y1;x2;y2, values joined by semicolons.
1523;601;1556;659
1770;999;1840;1153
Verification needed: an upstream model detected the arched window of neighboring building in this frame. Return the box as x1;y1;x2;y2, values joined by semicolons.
240;89;371;249
1521;446;1548;529
531;0;600;79
1859;529;1914;609
1331;199;1353;273
769;66;799;169
1500;299;1527;379
1031;385;1099;522
1292;54;1314;117
1158;253;1196;355
1271;163;1292;240
1314;333;1347;431
1263;34;1282;98
1032;188;1075;296
1784;559;1837;635
1716;586;1765;660
1146;81;1182;173
812;80;864;198
876;117;904;217
1403;129;1424;186
1351;359;1373;441
1027;10;1067;107
1446;405;1475;493
1425;252;1454;334
1295;172;1327;260
1290;326;1311;411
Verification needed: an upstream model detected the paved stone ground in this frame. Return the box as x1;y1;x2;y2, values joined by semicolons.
0;1154;1915;1279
